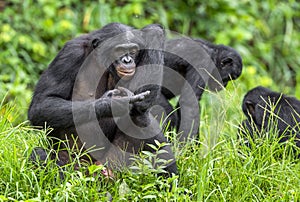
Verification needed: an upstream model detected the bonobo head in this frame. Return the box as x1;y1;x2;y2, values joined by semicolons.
90;23;165;83
195;39;243;87
241;86;300;132
90;23;142;81
239;86;283;145
241;86;282;127
215;45;243;86
240;86;300;148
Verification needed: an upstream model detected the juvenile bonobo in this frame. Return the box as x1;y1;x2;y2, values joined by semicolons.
28;23;177;176
240;86;300;148
154;38;243;141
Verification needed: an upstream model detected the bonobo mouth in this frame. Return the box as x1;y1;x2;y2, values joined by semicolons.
116;68;135;80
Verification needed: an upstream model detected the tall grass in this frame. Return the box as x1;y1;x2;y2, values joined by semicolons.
0;84;300;201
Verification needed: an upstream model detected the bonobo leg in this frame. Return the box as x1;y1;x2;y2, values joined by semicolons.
30;147;70;167
176;70;203;141
29;88;153;179
30;146;115;179
98;88;177;176
101;114;178;176
29;147;71;180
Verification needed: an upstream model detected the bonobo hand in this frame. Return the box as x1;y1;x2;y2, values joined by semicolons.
96;87;150;117
116;87;150;104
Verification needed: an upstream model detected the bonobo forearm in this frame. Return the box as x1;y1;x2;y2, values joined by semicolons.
28;97;114;129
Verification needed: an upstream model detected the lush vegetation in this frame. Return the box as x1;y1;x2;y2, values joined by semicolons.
0;0;300;201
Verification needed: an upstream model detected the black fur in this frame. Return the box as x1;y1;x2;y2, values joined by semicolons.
28;23;177;176
240;86;300;148
154;38;243;141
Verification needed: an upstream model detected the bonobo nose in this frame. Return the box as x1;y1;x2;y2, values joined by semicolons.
121;56;133;64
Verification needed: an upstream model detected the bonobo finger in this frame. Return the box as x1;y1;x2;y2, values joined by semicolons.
105;89;121;97
129;90;151;103
117;86;134;97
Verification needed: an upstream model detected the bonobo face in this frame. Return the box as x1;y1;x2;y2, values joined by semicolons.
242;86;278;126
91;28;144;82
216;45;243;87
91;23;164;82
113;43;139;80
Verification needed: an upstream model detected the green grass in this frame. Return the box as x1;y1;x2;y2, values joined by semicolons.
1;84;300;201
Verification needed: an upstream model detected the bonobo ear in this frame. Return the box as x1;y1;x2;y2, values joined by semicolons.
245;100;256;118
92;38;101;49
221;57;233;68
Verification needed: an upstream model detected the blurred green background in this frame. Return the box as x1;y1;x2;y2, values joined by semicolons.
0;0;299;123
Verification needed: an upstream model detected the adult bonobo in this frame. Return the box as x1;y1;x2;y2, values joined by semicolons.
154;37;243;141
28;23;177;176
240;86;300;148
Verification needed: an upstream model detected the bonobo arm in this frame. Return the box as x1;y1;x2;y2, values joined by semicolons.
28;68;148;129
130;24;165;114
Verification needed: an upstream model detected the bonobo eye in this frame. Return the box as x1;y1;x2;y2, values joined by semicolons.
114;43;139;58
92;39;100;49
220;58;233;68
129;47;138;55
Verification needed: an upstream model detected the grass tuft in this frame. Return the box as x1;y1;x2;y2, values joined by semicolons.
1;86;300;201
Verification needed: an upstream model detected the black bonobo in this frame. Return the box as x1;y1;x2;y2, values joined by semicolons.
240;86;300;148
153;38;243;141
28;23;177;176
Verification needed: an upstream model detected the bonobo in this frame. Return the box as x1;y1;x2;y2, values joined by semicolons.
28;23;177;176
240;86;300;148
154;38;243;141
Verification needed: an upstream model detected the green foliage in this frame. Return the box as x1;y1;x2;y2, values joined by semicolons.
1;92;300;201
0;1;81;122
1;0;300;201
0;0;299;123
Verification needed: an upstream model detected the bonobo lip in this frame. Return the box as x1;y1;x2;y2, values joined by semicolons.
117;68;135;80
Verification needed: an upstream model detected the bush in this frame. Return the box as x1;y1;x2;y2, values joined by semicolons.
0;0;299;122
